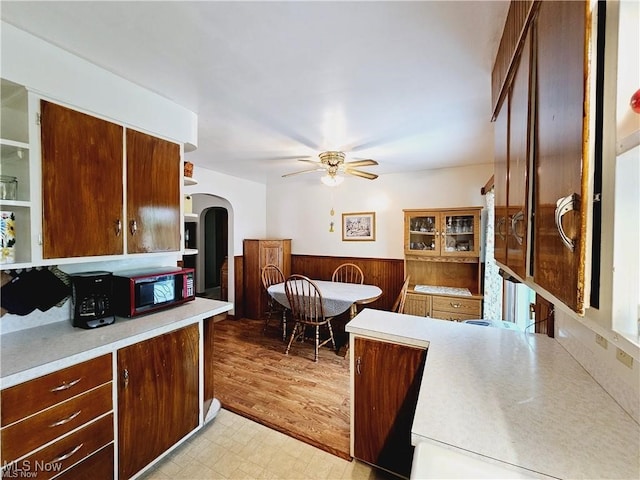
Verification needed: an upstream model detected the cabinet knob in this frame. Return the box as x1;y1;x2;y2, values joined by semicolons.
115;219;122;236
356;356;362;376
129;220;138;236
123;368;129;388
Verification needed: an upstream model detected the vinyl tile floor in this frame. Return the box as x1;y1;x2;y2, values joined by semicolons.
139;409;393;480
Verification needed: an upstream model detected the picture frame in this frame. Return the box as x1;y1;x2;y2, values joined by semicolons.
342;212;376;241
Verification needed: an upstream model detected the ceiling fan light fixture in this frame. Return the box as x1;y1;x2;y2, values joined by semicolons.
321;173;344;187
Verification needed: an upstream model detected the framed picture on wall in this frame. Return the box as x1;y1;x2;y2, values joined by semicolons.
342;212;376;241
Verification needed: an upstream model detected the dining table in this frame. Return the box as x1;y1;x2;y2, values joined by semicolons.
267;279;382;319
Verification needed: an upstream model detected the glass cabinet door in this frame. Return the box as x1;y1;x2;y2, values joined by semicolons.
406;213;440;255
442;213;477;256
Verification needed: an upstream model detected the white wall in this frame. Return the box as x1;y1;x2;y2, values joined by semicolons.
266;164;492;258
1;22;197;147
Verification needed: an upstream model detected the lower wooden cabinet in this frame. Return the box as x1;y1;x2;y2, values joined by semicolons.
0;355;114;479
404;292;482;321
352;337;426;478
117;324;199;480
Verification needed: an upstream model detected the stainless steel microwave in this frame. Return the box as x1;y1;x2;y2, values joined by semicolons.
112;267;195;317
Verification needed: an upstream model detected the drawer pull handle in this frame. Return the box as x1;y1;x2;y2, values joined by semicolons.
50;410;81;427
51;443;84;463
130;219;138;235
450;302;462;308
510;210;525;245
115;218;122;236
50;378;82;392
123;368;129;388
356;357;362;376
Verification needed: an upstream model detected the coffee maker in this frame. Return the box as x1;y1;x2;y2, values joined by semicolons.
70;271;115;329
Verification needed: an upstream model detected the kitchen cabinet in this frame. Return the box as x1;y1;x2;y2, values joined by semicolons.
40;100;182;260
533;0;590;312
492;1;596;313
243;239;291;320
1;80;33;267
117;324;199;480
352;336;426;478
126;128;181;253
40;100;124;259
0;354;114;479
493;28;531;280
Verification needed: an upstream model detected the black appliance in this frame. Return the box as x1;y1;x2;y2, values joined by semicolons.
70;271;115;329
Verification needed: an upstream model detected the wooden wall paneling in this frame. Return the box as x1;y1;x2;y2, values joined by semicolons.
291;255;404;312
233;255;243;319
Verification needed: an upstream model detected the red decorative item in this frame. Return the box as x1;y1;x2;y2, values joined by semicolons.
631;89;640;114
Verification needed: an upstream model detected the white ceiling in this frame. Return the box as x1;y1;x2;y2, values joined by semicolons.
1;1;509;185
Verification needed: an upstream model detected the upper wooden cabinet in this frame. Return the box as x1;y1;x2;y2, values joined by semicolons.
404;208;481;258
533;0;590;312
493;27;532;280
40;100;181;260
126;129;181;253
492;0;596;313
243;239;291;320
41;101;124;258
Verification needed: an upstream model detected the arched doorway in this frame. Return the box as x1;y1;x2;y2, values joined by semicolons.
201;207;228;299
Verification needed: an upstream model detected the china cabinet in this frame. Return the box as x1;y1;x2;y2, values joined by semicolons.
405;208;480;258
117;324;199;480
403;208;483;320
243;239;291;320
352;336;426;478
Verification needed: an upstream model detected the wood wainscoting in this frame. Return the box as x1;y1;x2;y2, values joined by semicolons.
236;254;404;320
291;255;404;312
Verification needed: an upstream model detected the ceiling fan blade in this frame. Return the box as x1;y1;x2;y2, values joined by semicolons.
298;158;323;165
344;168;378;180
344;159;378;167
282;167;324;178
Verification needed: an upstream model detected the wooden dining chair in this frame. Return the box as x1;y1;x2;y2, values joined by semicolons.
331;263;364;284
261;264;287;341
391;276;411;314
284;274;337;362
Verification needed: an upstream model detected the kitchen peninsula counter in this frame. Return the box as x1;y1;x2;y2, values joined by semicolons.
1;297;232;388
345;309;640;479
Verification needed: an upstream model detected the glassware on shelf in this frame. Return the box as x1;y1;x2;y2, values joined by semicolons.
0;175;18;200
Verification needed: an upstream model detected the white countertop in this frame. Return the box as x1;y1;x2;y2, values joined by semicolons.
346;308;640;479
1;298;232;388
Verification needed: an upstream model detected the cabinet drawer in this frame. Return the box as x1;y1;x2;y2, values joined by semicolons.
1;383;112;464
431;310;479;322
432;296;481;316
1;354;112;427
2;414;113;480
54;443;114;480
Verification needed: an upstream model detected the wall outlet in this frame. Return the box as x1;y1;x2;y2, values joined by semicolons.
616;348;634;369
595;334;608;349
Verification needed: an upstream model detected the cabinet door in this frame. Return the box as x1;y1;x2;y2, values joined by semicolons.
41;101;123;258
117;325;199;480
507;29;531;279
441;211;480;257
353;337;426;478
404;292;429;317
494;96;509;267
405;212;440;255
534;1;587;312
126;129;181;253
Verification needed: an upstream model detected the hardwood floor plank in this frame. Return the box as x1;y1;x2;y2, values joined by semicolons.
213;318;351;460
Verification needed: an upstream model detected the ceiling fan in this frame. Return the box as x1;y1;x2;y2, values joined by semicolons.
282;151;378;185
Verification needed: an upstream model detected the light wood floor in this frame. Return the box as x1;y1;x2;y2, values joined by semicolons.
213;317;351;460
